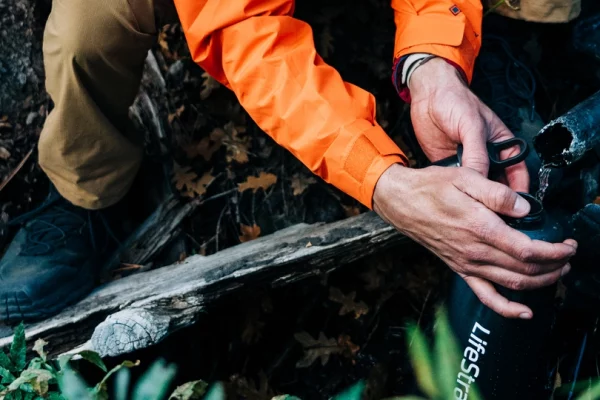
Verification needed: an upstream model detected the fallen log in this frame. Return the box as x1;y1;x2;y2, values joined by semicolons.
0;211;412;358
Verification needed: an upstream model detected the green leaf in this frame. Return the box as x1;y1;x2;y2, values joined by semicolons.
331;381;365;400
203;383;226;400
8;369;53;395
47;391;67;400
0;350;14;372
0;365;16;384
382;397;428;400
94;360;139;395
169;380;208;399
58;368;93;400
32;340;47;362
433;309;462;400
575;378;600;400
57;355;74;371
113;368;130;400
406;324;437;398
77;351;107;373
10;324;26;372
23;392;34;400
132;359;177;400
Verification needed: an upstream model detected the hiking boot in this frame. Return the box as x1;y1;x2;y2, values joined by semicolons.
0;187;122;323
471;34;545;192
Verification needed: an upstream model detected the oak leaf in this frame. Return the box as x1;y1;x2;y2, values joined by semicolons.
168;105;185;124
294;331;343;368
328;287;369;318
184;128;225;161
239;223;261;243
172;164;215;198
223;122;251;164
238;172;277;193
290;174;316;196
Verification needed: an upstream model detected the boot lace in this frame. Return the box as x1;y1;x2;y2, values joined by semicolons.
9;192;120;256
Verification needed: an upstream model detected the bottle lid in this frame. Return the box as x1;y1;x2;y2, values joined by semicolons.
502;193;544;229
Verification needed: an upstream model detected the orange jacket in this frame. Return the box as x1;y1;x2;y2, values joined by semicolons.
174;0;482;208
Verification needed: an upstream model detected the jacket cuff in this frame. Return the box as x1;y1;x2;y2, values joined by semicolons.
392;55;468;103
322;121;407;209
393;12;480;83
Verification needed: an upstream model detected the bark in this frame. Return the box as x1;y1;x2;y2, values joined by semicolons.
0;212;412;358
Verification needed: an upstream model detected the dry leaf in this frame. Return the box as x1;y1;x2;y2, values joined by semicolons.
223;122;251;164
184;128;225;161
0;147;10;160
229;372;274;399
294;331;344;368
168;105;185;124
158;28;171;57
305;241;312;248
238;172;277;193
290;174;316;196
337;334;360;360
172;164;215;198
200;71;220;100
328;287;369;319
239;223;261;243
319;26;335;59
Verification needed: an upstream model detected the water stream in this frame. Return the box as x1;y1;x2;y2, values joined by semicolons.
536;165;552;202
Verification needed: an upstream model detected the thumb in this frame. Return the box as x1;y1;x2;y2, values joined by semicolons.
456;172;531;218
459;120;490;177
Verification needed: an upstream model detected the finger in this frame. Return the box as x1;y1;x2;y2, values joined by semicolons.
463;276;533;319
455;172;530;218
468;262;570;291
459;118;490;177
504;161;530;194
490;222;577;263
488;115;530;193
474;246;571;275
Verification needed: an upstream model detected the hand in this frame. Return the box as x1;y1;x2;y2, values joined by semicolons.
408;57;529;192
373;164;577;319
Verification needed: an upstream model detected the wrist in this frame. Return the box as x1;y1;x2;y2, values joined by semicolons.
408;57;467;97
372;163;410;213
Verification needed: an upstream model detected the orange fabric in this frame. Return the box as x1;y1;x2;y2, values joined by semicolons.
392;0;483;82
173;0;407;209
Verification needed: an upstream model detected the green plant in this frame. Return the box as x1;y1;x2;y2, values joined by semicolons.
7;313;600;400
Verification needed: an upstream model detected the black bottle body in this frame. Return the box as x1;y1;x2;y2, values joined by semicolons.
448;194;563;400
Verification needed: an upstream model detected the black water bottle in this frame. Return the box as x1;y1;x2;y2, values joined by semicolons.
447;193;563;400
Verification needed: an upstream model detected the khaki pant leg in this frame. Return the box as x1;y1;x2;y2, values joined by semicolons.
487;0;581;22
40;0;174;209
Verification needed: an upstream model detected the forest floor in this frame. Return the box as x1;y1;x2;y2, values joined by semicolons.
2;0;600;398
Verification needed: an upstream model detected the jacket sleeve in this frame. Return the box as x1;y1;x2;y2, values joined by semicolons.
392;0;483;82
173;0;407;208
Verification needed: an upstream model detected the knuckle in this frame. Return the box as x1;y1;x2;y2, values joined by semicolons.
523;263;541;276
507;277;526;291
517;246;535;263
489;185;514;211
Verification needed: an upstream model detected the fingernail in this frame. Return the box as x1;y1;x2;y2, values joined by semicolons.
561;264;571;277
513;196;530;214
519;312;532;319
